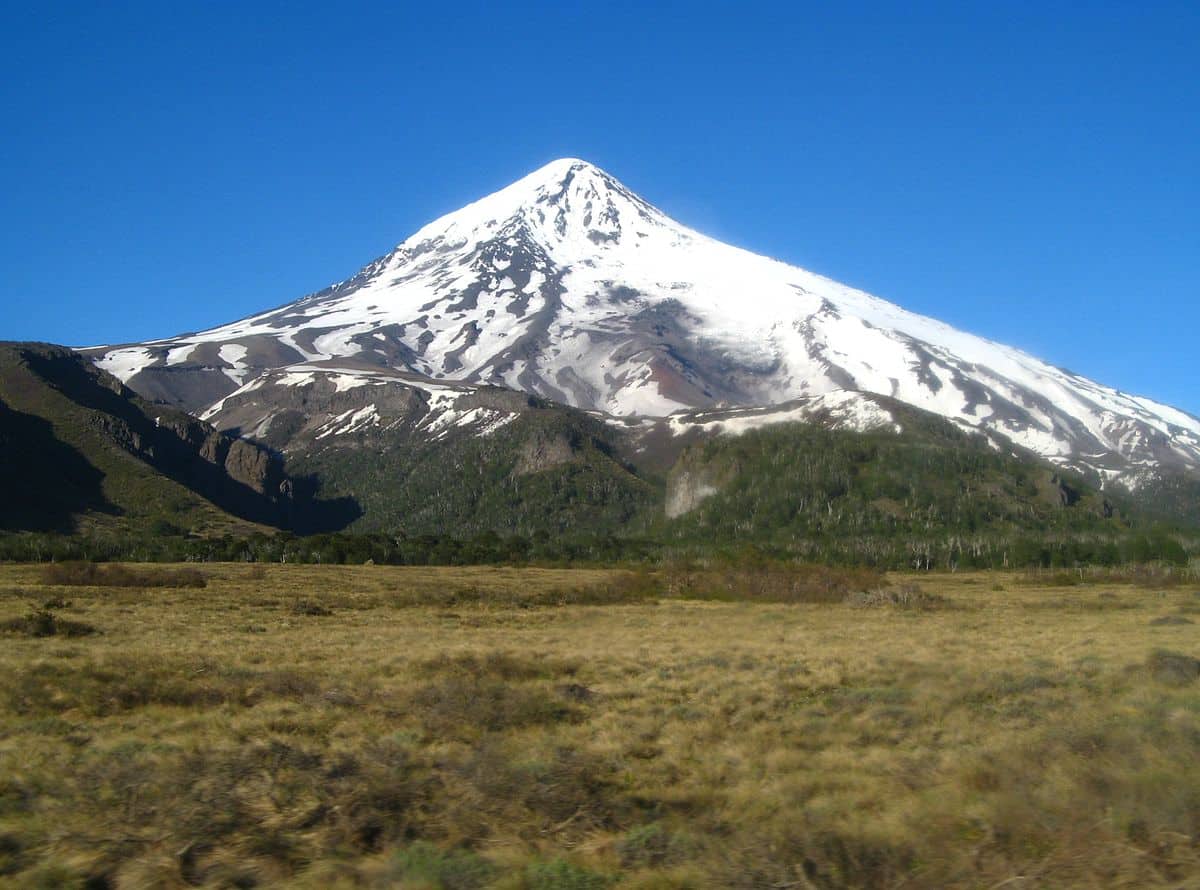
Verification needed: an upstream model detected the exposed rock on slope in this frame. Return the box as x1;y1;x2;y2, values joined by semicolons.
0;342;355;534
86;159;1200;490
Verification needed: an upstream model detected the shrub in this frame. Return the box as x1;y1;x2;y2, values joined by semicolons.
523;858;612;890
2;658;324;716
291;600;332;616
1020;566;1195;589
1145;650;1200;685
0;610;98;638
616;823;683;868
410;677;578;735
387;842;495;890
1019;571;1085;587
390;573;659;609
415;651;578;682
40;562;206;589
668;562;885;604
844;584;948;609
553;569;662;605
0;831;24;874
456;744;627;841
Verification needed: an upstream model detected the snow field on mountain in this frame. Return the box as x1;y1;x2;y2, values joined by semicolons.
88;158;1200;486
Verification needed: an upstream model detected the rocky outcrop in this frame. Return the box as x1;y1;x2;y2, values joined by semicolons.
664;466;722;518
515;430;578;475
0;342;337;529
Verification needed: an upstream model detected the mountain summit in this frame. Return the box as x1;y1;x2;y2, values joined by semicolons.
90;158;1200;487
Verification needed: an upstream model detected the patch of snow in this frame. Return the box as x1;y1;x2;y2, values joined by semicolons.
86;157;1200;484
165;345;195;366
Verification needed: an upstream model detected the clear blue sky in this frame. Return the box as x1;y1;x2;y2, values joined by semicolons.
2;1;1197;414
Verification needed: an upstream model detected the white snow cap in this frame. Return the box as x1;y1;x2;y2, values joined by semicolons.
89;155;1200;486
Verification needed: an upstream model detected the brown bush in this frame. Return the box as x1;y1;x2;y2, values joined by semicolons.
414;651;579;682
1145;650;1200;685
845;583;949;610
291;600;333;616
2;657;326;717
410;677;580;736
390;571;659;609
668;562;885;604
40;562;206;589
0;609;98;638
1020;566;1195;589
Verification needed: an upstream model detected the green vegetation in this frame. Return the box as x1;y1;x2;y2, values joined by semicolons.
0;563;1197;887
293;408;657;537
3;342;1199;570
0;343;277;539
656;415;1187;567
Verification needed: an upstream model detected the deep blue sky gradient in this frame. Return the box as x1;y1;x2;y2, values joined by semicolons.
2;1;1197;413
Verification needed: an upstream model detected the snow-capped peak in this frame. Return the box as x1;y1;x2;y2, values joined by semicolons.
89;159;1200;488
398;157;658;256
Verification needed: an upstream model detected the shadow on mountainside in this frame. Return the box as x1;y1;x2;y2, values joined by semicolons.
287;481;364;535
17;346;316;529
0;399;120;533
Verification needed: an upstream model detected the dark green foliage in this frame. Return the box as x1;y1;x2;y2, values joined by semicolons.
664;420;1106;541
387;842;495;890
615;823;693;869
1127;470;1200;526
523;859;613;890
292;409;656;538
654;418;1198;570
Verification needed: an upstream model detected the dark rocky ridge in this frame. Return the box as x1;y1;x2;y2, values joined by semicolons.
0;343;358;533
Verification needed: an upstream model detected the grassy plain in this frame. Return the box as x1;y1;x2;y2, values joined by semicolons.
0;563;1198;889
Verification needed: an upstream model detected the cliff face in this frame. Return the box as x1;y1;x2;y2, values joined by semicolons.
0;342;354;533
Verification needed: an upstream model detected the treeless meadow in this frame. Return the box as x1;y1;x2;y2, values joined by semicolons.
0;563;1197;888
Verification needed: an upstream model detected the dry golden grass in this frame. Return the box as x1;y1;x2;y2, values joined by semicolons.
0;563;1197;888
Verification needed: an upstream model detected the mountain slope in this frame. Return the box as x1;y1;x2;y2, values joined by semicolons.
182;357;1141;559
15;342;1184;566
87;159;1200;488
0;343;356;536
198;359;656;536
